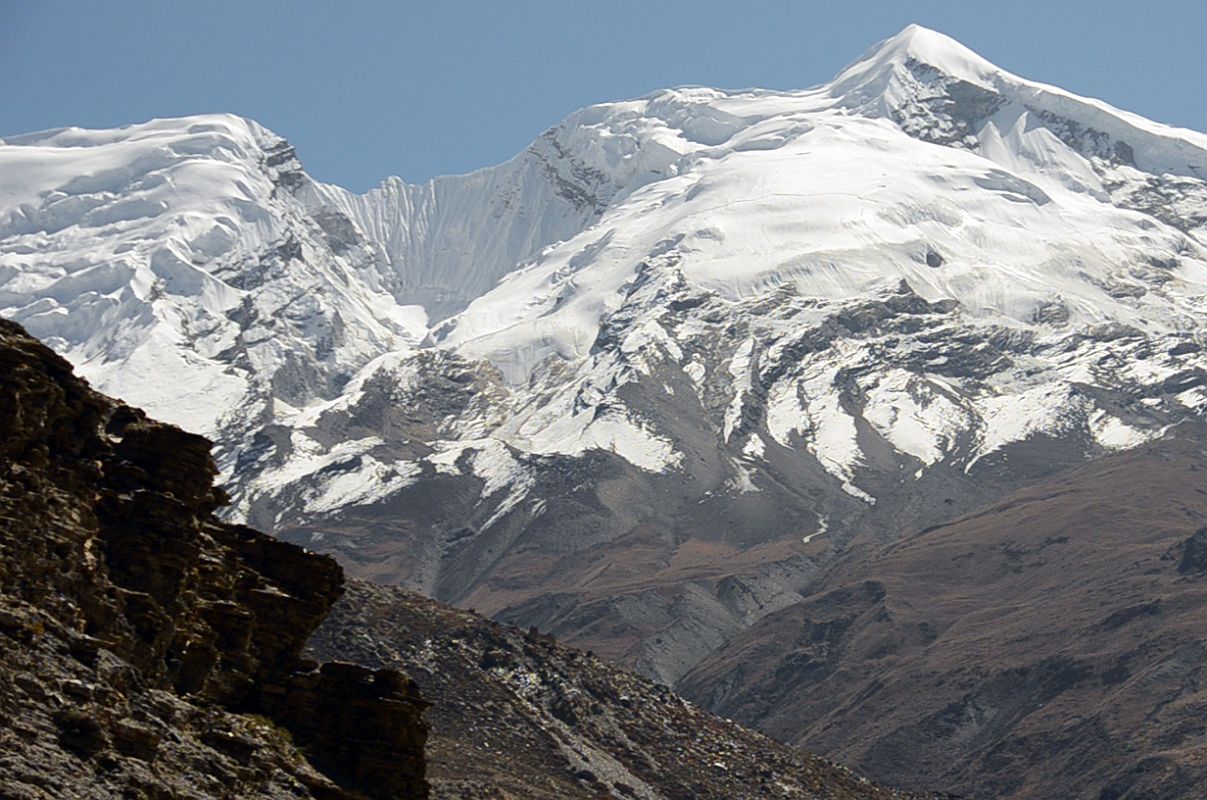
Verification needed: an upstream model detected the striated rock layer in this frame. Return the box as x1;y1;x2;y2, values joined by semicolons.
0;318;428;799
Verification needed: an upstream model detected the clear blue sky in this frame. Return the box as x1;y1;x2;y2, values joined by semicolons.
4;1;1204;192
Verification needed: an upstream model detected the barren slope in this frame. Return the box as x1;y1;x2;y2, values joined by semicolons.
309;579;944;800
680;425;1207;799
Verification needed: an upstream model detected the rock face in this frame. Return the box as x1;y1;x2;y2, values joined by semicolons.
0;318;428;799
678;427;1207;800
307;578;944;800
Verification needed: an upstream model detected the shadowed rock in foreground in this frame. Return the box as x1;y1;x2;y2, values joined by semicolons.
0;319;428;799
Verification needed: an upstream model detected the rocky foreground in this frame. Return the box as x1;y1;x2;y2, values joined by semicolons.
0;317;427;798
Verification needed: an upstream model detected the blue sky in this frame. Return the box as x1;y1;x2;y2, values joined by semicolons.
4;1;1205;192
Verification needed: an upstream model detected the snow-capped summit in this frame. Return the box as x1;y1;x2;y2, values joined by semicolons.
832;23;1000;103
836;25;1207;179
431;25;1207;386
3;26;1206;682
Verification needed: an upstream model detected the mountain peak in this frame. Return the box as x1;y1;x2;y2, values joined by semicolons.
829;24;1000;104
825;24;1207;178
863;23;996;75
876;23;981;63
1;112;273;152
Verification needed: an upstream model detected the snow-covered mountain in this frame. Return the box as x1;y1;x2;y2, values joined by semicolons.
3;25;1206;681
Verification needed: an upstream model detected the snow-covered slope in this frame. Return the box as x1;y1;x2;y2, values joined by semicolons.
3;25;1207;681
0;115;426;442
305;106;680;318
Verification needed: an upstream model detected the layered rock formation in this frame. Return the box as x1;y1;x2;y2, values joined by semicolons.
0;318;428;799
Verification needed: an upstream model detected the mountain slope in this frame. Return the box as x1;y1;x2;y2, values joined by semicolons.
2;25;1207;685
308;578;942;800
679;424;1207;799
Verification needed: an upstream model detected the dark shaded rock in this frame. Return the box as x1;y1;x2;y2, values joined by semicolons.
200;729;260;763
256;662;429;800
1178;528;1207;575
1159;369;1207;395
307;579;940;800
312;210;363;254
54;708;109;758
1112;140;1136;166
0;318;428;799
263;140;306;193
1032;300;1070;326
892;58;1006;147
1169;341;1201;357
1100;602;1161;629
112;719;161;760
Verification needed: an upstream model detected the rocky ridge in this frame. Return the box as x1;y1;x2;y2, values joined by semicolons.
308;579;946;800
0;318;428;799
679;426;1207;799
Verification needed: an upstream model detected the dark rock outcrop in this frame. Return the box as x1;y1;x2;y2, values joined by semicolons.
0;318;428;799
1177;527;1207;576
